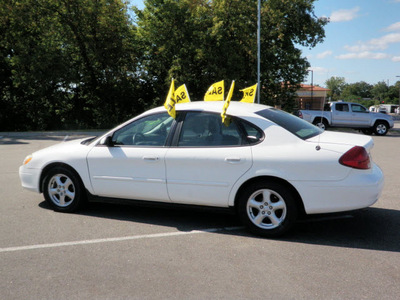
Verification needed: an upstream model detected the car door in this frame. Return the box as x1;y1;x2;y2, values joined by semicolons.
332;103;352;125
350;104;370;126
165;112;255;207
86;112;174;202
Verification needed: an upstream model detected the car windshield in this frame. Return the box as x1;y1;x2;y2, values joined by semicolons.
256;108;322;140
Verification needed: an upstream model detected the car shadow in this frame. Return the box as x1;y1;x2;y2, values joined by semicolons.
284;208;400;252
39;201;400;253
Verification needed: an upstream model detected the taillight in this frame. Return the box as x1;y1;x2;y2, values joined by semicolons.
339;146;371;170
298;111;303;119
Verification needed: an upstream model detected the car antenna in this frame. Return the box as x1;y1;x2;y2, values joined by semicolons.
316;91;324;151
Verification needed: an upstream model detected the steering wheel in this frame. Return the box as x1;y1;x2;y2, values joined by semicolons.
132;133;145;145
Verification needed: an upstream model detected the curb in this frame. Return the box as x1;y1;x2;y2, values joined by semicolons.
0;130;105;138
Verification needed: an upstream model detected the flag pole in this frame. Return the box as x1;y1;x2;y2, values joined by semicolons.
257;0;261;104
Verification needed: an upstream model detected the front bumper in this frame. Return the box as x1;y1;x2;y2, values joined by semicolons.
19;165;41;193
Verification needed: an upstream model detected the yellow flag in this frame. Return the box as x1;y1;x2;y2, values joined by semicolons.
240;83;257;103
175;84;191;103
164;79;176;118
221;80;235;124
204;80;224;101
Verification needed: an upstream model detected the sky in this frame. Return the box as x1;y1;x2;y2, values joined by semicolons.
129;0;400;87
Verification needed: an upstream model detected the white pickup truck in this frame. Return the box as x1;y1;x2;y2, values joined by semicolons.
297;101;394;136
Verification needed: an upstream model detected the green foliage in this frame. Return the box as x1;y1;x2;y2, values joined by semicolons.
1;0;144;130
334;79;400;106
135;0;327;111
325;76;346;101
341;81;372;100
1;0;327;131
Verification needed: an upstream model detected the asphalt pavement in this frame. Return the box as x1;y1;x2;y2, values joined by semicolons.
1;129;400;300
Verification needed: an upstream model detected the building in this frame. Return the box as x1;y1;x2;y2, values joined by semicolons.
296;84;330;110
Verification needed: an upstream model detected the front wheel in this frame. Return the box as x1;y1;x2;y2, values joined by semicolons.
237;181;298;237
43;166;86;212
374;121;389;136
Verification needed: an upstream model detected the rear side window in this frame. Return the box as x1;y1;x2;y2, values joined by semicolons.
336;103;349;112
256;108;321;140
239;120;264;144
178;112;242;147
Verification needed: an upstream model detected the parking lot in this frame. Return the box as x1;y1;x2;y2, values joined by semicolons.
1;127;400;299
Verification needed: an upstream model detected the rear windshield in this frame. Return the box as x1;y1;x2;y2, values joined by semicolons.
256;108;322;140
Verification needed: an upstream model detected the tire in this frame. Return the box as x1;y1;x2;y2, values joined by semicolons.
237;181;298;237
373;121;389;136
313;118;328;130
43;166;86;212
361;128;373;135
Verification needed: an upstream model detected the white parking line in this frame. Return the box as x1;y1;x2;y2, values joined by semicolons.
0;226;243;253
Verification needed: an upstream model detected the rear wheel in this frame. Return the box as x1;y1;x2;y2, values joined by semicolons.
237;181;297;237
43;166;85;212
313;118;328;130
361;128;373;135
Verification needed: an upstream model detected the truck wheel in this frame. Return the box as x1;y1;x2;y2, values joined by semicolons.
374;121;388;136
313;118;328;130
361;128;373;135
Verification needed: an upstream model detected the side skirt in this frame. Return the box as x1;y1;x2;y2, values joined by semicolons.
85;190;237;215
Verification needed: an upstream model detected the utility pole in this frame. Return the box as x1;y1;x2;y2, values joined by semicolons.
308;69;314;108
310;69;314;103
257;0;261;104
397;76;400;112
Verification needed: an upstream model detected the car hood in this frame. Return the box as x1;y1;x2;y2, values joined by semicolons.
26;137;93;168
306;131;374;151
35;137;91;153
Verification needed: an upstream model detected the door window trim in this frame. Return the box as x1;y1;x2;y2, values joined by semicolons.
170;111;264;148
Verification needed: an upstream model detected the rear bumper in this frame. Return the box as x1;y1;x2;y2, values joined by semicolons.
292;163;384;214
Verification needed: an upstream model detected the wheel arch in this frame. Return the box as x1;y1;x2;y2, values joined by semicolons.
373;119;389;128
39;162;85;194
312;116;329;125
233;176;306;217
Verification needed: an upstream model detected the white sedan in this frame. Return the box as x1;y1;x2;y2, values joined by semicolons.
19;102;384;237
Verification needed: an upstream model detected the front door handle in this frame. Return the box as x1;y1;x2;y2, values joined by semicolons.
225;157;242;163
143;156;159;161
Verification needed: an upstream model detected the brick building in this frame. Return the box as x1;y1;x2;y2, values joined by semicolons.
296;84;330;110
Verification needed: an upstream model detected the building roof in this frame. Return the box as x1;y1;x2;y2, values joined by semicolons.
299;84;330;91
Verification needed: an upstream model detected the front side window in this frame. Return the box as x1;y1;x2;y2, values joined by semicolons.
112;113;174;146
351;104;367;113
178;112;244;147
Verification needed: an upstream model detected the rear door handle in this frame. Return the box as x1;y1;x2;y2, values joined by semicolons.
225;157;242;163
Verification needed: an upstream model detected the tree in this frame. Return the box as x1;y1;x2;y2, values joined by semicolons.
387;81;400;104
341;81;372;100
325;76;346;101
371;81;389;103
1;0;142;130
134;0;327;111
1;0;327;130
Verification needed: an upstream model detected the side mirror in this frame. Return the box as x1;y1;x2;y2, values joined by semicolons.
100;135;114;147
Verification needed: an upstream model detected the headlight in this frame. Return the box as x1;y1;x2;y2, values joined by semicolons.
23;155;33;165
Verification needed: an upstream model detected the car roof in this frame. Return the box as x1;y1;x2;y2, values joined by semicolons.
147;101;273;118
